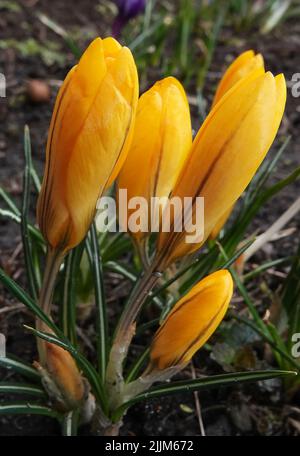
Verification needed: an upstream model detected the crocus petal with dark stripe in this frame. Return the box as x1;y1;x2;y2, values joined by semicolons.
37;37;139;253
150;270;233;370
118;77;192;240
212;50;264;107
157;68;286;266
209;50;265;238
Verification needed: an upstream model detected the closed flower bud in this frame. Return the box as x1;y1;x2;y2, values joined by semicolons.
118;77;192;241
35;343;85;411
209;50;265;238
150;270;233;370
157;68;286;266
37;37;138;254
212;50;264;107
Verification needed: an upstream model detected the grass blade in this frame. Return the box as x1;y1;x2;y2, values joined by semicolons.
0;382;46;398
104;261;137;283
0;187;20;215
87;224;108;383
0;208;44;243
125;348;150;384
179;238;255;295
231;313;300;372
245;137;291;207
61;410;80;436
30;165;41;193
21;125;39;300
0;403;62;420
114;369;296;421
62;243;85;346
217;242;268;336
281;240;300;345
242;257;292;282
224;165;300;255
37;13;81;58
0;355;41;382
0;268;61;336
105;262;164;308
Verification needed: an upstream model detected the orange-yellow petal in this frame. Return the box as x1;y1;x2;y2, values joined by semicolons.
150;270;233;370
44;342;85;408
118;76;192;238
37;37;139;252
157;70;286;265
212;50;265;106
209;205;233;240
208;51;265;238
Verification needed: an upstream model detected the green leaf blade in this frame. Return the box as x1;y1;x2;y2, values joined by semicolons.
0;355;41;382
0;382;46;398
115;369;297;421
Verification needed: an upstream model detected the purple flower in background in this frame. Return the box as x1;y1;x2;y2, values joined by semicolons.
113;0;146;38
116;0;146;19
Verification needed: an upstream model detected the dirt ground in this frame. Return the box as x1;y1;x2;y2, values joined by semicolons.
0;0;300;436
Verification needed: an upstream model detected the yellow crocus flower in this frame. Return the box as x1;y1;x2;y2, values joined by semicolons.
37;37;139;254
156;68;286;267
212;50;264;107
150;270;233;370
209;50;265;238
117;77;192;241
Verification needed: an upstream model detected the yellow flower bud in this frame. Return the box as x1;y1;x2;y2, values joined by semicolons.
43;342;85;410
117;77;192;240
150;270;233;370
157;68;286;266
37;37;139;253
212;50;264;107
209;50;265;238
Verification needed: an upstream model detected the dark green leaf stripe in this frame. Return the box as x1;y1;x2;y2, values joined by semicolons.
0;355;41;382
0;268;61;336
113;369;296;421
23;325;108;412
0;403;61;420
21;125;39;300
0;187;20;215
0;208;43;242
89;224;108;384
0;382;46;398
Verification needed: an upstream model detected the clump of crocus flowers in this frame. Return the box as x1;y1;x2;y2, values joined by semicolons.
35;37;286;433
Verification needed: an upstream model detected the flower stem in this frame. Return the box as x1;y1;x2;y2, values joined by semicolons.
106;258;162;406
115;259;161;346
133;237;151;270
36;248;64;365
